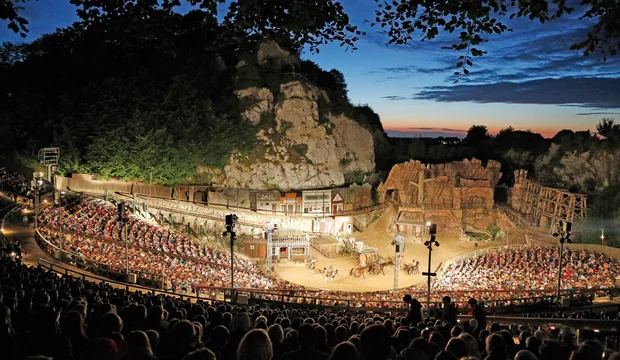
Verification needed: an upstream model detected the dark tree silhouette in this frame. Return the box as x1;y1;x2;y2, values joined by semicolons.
0;0;32;37
464;125;491;147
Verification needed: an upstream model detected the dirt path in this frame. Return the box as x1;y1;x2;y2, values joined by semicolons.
273;206;501;292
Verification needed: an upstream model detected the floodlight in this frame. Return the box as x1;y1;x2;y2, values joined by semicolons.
562;221;572;233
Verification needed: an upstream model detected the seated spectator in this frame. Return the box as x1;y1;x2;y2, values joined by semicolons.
329;341;359;360
282;324;328;360
237;329;273;360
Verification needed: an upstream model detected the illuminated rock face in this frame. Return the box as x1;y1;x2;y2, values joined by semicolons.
377;158;502;210
205;42;375;191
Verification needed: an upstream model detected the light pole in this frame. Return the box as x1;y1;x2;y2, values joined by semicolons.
223;214;238;302
392;234;404;291
33;172;44;233
118;202;130;281
265;223;275;277
423;223;439;316
553;221;572;301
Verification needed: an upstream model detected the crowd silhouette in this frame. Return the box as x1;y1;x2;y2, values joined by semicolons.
1;257;619;360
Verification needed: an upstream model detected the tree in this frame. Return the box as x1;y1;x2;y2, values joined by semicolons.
464;125;491;147
371;0;620;77
596;118;620;142
0;0;32;37
327;69;348;100
69;0;363;53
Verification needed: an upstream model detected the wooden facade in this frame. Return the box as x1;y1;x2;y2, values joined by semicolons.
511;170;587;233
244;241;267;259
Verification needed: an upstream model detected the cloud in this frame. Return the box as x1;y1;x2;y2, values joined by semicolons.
408;77;620;109
386;130;466;138
381;95;411;100
385;127;468;138
575;112;620;116
367;13;620;85
412;127;465;132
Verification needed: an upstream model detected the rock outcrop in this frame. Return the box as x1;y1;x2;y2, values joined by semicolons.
207;42;376;191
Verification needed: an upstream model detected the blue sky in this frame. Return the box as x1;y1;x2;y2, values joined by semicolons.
2;0;619;138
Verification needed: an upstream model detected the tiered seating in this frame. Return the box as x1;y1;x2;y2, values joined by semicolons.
1;257;618;360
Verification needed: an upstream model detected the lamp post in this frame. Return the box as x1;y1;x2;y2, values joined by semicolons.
392;234;404;291
553;221;572;301
33;172;44;233
117;202;130;281
423;223;439;316
223;214;238;302
59;192;65;259
265;223;275;277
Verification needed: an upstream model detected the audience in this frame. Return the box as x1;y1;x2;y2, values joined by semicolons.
34;197;620;309
2;170;620;360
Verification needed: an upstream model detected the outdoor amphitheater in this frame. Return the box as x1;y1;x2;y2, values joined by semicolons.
1;162;615;310
2;165;620;360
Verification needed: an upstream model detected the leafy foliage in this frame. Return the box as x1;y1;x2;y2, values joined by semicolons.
0;4;260;185
371;0;619;78
486;223;501;240
0;0;31;37
68;0;363;54
596;118;620;145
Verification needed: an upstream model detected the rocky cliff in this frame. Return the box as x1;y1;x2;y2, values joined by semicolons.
200;42;376;191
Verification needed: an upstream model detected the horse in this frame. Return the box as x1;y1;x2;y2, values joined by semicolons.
403;263;415;275
324;266;335;281
330;269;338;282
368;263;385;275
350;265;367;279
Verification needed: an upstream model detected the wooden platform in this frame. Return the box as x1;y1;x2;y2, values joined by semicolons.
310;235;340;259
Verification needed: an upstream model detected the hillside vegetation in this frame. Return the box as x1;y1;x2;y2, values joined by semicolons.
0;2;385;186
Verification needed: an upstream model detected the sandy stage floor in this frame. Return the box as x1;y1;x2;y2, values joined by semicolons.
272;207;514;292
